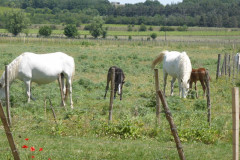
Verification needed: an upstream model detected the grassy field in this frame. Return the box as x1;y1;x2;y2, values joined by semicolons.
0;37;239;159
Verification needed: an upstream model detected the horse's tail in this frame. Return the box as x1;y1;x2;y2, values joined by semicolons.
151;51;166;69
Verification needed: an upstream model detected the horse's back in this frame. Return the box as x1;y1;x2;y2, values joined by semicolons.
163;51;191;78
18;52;74;84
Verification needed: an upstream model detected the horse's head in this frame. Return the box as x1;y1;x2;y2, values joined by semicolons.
181;78;190;98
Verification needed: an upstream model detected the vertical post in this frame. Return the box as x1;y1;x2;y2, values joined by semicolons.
228;54;231;78
5;65;11;126
205;70;211;126
232;87;239;160
154;69;161;126
221;55;225;76
237;54;239;80
216;54;221;80
57;74;65;108
233;53;235;81
225;54;227;76
0;101;20;160
157;90;186;160
108;68;115;123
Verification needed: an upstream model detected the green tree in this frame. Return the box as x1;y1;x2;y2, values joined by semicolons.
150;33;157;40
5;11;30;36
139;23;147;31
89;16;107;38
38;26;52;37
64;24;78;38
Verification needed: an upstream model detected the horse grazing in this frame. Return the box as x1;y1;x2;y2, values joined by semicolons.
152;50;192;98
190;68;210;98
104;66;125;100
0;52;75;108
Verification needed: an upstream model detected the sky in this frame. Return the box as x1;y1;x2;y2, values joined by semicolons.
108;0;183;5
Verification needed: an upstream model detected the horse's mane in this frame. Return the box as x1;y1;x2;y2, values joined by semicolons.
0;53;23;86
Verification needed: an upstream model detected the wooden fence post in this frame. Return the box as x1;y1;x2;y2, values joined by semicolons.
221;54;225;76
225;54;227;76
108;68;115;123
5;65;11;126
157;90;186;160
228;54;231;78
0;101;20;160
216;54;221;80
232;53;235;81
205;70;211;126
154;69;161;126
232;87;239;160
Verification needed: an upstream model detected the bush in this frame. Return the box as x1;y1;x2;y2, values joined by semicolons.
64;24;78;38
177;25;188;31
38;26;52;37
150;33;157;40
160;26;175;31
139;23;147;31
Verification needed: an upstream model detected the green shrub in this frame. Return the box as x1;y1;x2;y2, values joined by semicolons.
64;24;78;38
139;23;147;31
150;33;157;40
38;26;52;37
194;99;207;110
177;25;188;31
160;26;175;31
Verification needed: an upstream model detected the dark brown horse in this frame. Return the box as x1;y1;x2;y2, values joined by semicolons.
190;68;210;98
104;66;125;100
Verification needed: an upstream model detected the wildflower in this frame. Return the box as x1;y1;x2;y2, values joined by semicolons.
31;155;35;158
30;146;35;151
39;148;43;151
22;145;28;149
25;138;29;141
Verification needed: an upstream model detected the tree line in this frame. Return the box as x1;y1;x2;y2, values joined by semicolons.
0;0;240;27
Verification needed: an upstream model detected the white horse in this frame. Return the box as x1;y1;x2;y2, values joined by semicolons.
0;52;75;108
152;50;192;98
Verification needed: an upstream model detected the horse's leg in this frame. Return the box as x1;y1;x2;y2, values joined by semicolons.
200;80;206;97
170;77;176;96
195;82;198;98
178;78;182;97
104;73;111;99
163;71;168;96
66;78;73;109
25;80;31;103
58;74;66;107
61;73;66;98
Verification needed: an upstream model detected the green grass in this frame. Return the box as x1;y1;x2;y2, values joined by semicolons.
0;37;238;159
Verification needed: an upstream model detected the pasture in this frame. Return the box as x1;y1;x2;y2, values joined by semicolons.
0;37;238;159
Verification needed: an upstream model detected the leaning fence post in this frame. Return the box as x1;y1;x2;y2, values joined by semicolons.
216;54;221;80
0;101;20;160
157;90;186;160
205;70;211;126
5;65;11;126
154;69;161;126
108;68;115;123
232;87;239;160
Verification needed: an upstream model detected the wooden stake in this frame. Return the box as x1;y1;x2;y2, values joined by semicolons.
232;87;239;160
5;65;11;126
0;101;20;160
157;90;186;160
205;70;211;126
154;69;161;126
216;54;221;80
108;68;115;123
